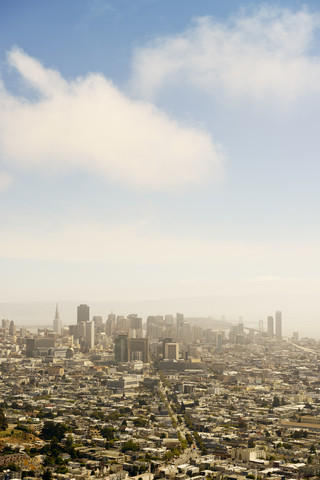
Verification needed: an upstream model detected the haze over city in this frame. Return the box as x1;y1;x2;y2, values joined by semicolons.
1;0;320;336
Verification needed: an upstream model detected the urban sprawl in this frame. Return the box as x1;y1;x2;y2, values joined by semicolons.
0;306;319;480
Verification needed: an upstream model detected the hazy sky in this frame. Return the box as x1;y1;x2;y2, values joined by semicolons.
1;0;320;328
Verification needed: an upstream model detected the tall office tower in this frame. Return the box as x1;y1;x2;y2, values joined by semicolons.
76;321;86;342
182;322;192;344
26;338;36;357
156;315;165;323
106;314;115;336
146;317;156;340
9;320;16;336
204;329;215;344
2;319;9;330
164;342;179;360
129;314;143;337
147;315;156;325
192;325;203;342
293;331;299;341
129;337;149;363
20;327;27;338
163;324;176;341
275;311;282;339
69;325;76;337
85;321;94;350
115;334;129;362
237;322;244;335
259;319;264;332
176;312;184;340
146;323;158;340
116;316;130;334
77;304;90;324
162;337;173;357
267;316;274;338
26;337;55;357
92;316;103;334
165;314;174;325
53;304;62;334
216;332;223;352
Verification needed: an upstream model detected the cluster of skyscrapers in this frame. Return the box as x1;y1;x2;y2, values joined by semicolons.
49;304;284;362
267;311;282;339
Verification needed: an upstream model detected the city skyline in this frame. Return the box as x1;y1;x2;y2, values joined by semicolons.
1;1;320;336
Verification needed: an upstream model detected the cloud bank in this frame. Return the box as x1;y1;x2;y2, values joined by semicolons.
131;6;320;105
0;47;223;190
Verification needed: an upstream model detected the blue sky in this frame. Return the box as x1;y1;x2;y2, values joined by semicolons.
1;0;320;332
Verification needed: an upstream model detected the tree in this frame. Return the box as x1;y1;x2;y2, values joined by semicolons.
310;444;316;454
22;471;35;478
100;426;115;440
50;437;60;457
42;469;52;480
272;396;281;408
56;466;68;474
237;419;247;430
248;438;256;448
121;441;139;453
133;417;147;428
41;421;67;441
65;435;73;450
0;406;8;431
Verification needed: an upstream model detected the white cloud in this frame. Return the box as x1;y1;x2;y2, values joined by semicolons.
1;218;319;272
0;171;13;192
247;275;300;284
1;217;320;302
0;47;223;190
131;6;320;105
0;219;267;264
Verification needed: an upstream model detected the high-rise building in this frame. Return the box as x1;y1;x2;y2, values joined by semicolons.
75;321;86;343
20;327;27;338
164;342;179;360
275;311;282;339
53;304;62;334
115;334;129;362
176;312;184;341
92;316;103;334
129;314;143;337
267;316;274;338
85;321;94;350
216;332;223;352
26;338;36;357
106;313;115;336
77;304;90;324
9;320;16;336
2;319;9;330
116;316;130;334
165;314;174;325
26;337;54;357
129;337;149;363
